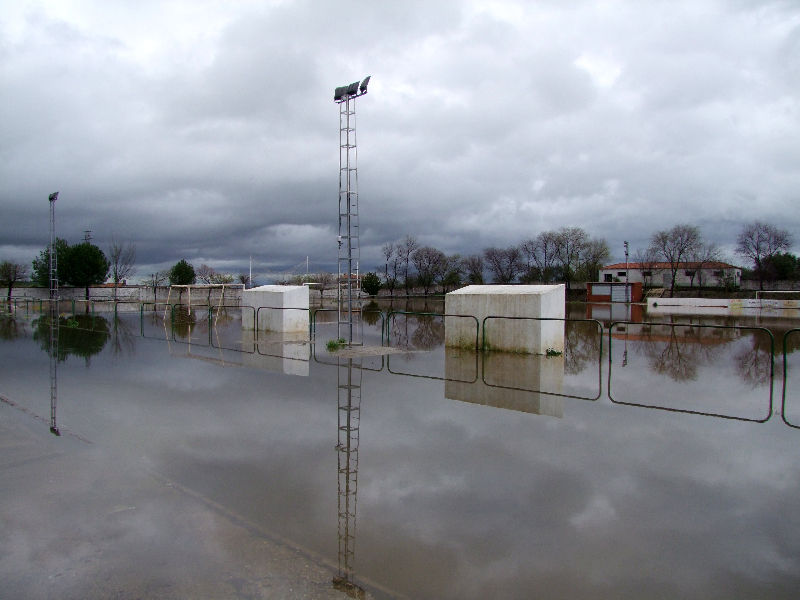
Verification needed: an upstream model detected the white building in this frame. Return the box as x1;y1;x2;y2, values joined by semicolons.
598;262;741;289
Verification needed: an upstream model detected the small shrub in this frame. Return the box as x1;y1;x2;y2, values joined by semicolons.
361;272;381;296
545;348;562;357
326;338;347;352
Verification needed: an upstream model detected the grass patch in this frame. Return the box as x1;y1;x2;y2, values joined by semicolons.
326;338;347;352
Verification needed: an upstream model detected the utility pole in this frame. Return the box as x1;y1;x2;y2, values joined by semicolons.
624;241;629;303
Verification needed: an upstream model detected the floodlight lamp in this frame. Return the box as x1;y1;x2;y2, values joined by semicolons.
346;81;359;95
334;86;347;101
359;76;370;93
49;191;59;202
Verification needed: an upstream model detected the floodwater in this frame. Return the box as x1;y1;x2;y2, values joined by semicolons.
1;300;800;599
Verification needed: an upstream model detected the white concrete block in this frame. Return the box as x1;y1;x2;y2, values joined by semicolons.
241;285;309;334
445;285;565;353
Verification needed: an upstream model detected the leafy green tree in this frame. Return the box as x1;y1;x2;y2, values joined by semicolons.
31;238;70;287
764;252;799;281
169;260;196;285
63;242;110;299
361;272;382;296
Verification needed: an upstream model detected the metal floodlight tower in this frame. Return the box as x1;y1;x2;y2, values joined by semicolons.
48;192;59;301
47;191;60;436
334;76;370;345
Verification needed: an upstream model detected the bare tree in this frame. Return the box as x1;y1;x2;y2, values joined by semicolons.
397;235;419;294
412;246;445;296
196;264;217;284
237;273;250;287
436;254;462;294
210;272;234;285
145;270;168;304
736;221;792;290
690;242;722;295
483;245;524;284
633;246;662;292
576;237;611;283
381;242;400;297
461;254;485;284
0;259;29;302
108;239;136;300
521;231;559;283
554;227;589;291
649;224;701;297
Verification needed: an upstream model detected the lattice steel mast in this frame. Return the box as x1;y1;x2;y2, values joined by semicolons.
332;357;364;597
48;192;60;436
334;76;370;345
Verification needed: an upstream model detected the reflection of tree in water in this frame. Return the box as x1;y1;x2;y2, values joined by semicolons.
636;325;732;383
33;315;109;365
734;332;774;388
388;313;444;350
0;316;24;341
361;301;382;327
110;315;137;358
564;321;601;375
171;306;197;339
410;314;444;350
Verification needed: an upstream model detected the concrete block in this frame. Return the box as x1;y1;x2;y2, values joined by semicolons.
241;285;309;334
445;285;565;353
444;348;564;417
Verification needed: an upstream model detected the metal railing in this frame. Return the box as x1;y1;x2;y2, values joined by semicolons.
480;317;604;401
608;321;774;423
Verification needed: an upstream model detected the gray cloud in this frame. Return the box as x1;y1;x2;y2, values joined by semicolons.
1;0;798;278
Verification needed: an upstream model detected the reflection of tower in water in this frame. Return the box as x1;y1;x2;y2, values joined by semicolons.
48;304;60;436
333;357;365;598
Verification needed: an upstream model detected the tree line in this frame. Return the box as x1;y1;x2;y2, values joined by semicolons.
634;220;794;296
372;227;611;296
366;220;794;297
0;219;794;301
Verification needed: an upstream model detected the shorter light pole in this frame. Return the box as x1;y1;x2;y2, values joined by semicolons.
624;241;629;302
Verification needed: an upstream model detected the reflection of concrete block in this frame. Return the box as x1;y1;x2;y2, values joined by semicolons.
242;285;309;334
445;285;565;353
241;330;309;376
444;348;564;417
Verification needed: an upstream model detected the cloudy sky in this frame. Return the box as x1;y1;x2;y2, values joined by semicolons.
1;0;798;280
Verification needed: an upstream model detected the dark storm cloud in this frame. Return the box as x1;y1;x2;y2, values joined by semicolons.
1;0;798;276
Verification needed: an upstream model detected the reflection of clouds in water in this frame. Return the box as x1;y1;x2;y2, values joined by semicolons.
361;470;466;504
146;364;232;392
570;494;617;528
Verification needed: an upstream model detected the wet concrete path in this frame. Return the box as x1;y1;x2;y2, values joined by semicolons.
0;402;377;600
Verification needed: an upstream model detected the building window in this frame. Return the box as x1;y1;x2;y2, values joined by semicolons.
604;274;613;282
617;271;627;277
713;270;724;277
643;271;652;277
684;270;695;277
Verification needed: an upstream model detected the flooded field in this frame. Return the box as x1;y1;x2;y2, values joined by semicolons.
2;300;800;599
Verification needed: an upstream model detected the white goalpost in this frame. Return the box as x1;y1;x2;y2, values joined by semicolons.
162;284;245;323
